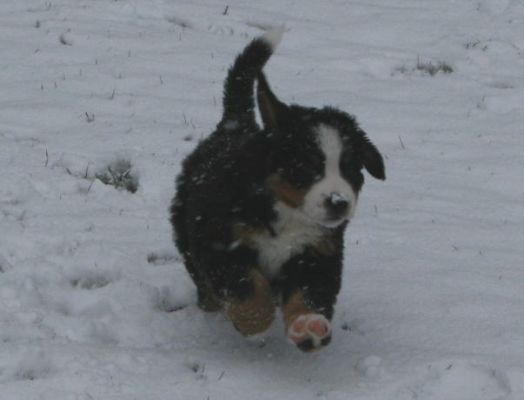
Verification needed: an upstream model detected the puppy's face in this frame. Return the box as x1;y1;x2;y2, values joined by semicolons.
268;121;371;228
302;123;359;227
258;74;385;228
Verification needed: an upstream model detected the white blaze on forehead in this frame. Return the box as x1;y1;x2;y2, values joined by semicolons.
318;124;343;174
301;124;358;225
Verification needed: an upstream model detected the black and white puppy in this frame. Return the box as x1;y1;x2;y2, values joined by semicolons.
171;28;385;352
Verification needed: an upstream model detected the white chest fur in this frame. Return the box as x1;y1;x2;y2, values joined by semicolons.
250;202;325;279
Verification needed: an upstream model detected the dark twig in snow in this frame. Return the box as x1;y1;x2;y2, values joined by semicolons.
86;180;95;194
59;32;73;46
399;135;406;149
166;16;192;29
85;112;95;123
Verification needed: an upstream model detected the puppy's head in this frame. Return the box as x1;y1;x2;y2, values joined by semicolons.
257;73;385;228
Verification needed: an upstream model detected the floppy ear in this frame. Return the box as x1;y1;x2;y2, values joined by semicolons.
256;72;289;130
360;137;386;180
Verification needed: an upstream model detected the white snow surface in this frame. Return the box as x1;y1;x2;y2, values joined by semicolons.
1;0;523;399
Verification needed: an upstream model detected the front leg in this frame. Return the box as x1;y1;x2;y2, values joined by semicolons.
224;268;275;337
194;245;275;337
279;247;343;352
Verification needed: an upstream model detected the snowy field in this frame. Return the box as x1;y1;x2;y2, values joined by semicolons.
1;0;524;399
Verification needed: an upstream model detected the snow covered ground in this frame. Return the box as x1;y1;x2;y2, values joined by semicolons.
1;0;523;399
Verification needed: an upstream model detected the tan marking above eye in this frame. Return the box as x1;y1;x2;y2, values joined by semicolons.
267;173;307;208
232;223;266;246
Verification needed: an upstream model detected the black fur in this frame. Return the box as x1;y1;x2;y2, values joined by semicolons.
170;31;385;348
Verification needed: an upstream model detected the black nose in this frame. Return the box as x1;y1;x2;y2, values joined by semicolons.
324;193;350;218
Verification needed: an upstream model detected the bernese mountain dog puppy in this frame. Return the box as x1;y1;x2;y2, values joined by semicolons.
171;28;385;352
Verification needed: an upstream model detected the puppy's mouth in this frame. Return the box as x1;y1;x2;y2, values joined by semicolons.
317;215;349;229
297;209;350;229
276;201;350;230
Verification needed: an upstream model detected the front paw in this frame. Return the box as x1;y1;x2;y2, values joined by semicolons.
287;314;332;352
224;270;275;337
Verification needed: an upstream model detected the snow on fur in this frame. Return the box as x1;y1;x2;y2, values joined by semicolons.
1;0;523;399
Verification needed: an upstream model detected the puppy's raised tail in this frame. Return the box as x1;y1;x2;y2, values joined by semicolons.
220;26;284;128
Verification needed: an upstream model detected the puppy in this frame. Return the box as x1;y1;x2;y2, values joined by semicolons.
171;28;385;352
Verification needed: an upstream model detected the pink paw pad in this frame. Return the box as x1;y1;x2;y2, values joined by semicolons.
288;314;332;351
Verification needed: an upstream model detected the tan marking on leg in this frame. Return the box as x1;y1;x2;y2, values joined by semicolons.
267;173;307;208
225;269;275;336
283;290;332;351
281;289;315;331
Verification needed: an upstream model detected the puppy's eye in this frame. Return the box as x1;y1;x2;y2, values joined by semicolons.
340;151;364;190
340;150;357;168
281;160;321;189
306;151;324;166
